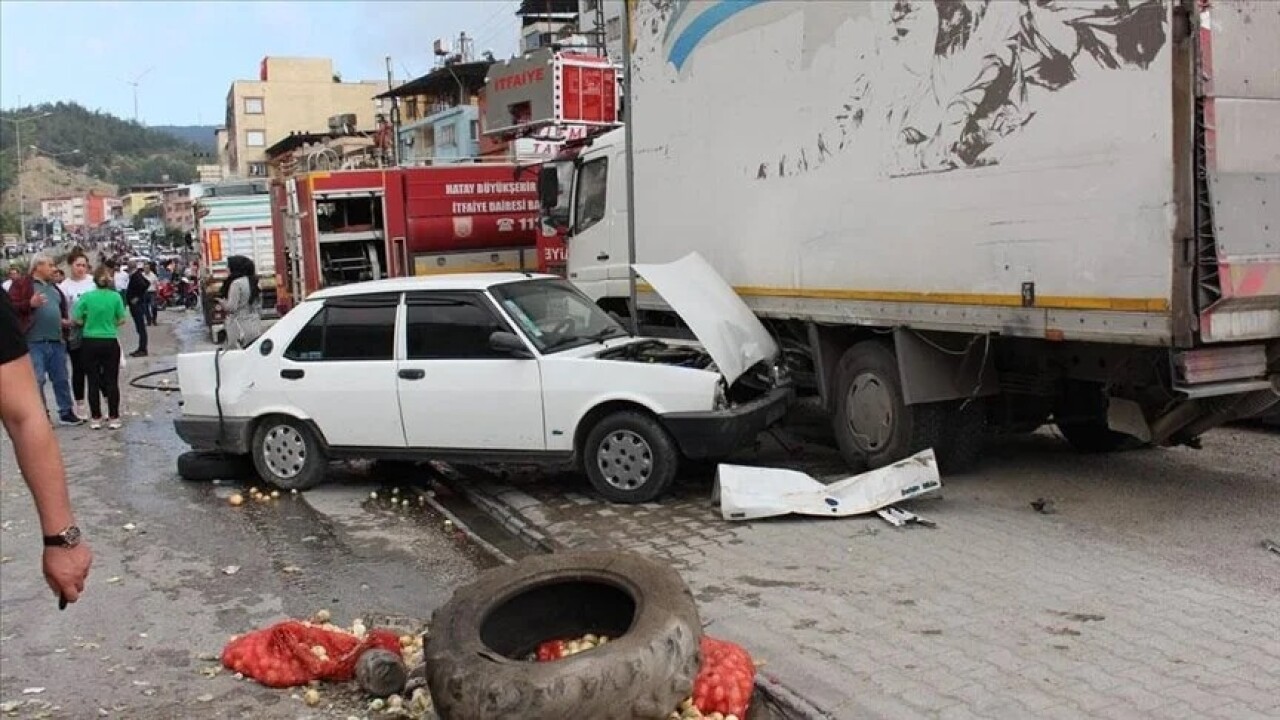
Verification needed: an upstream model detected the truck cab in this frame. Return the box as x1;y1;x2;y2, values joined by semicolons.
539;127;630;309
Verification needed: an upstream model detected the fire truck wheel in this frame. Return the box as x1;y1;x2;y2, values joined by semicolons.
425;550;701;720
176;451;254;482
251;416;327;491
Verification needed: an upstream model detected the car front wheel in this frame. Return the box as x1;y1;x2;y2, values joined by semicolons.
582;411;679;504
251;416;327;490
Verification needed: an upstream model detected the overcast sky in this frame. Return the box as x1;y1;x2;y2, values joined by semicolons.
0;0;521;125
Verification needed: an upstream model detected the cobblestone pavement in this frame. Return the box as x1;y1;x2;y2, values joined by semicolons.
453;409;1280;719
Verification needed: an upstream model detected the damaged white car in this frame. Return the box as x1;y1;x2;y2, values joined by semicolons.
174;253;792;502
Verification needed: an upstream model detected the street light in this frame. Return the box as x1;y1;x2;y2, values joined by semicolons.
2;111;54;242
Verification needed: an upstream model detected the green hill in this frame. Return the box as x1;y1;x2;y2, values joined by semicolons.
0;101;202;202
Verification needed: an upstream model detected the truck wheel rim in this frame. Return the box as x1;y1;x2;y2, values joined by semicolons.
262;425;306;479
847;373;893;451
597;430;653;491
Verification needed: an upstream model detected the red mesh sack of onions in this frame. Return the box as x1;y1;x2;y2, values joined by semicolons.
691;635;756;717
221;620;401;688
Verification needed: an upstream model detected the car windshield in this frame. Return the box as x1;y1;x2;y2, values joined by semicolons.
490;279;628;354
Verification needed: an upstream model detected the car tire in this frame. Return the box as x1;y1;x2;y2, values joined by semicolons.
831;340;943;471
582;411;679;504
250;416;327;491
176;450;254;482
425;550;702;720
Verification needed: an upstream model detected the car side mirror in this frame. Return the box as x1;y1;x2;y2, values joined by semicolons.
489;331;533;359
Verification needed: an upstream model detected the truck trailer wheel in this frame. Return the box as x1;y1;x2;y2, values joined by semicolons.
831;341;943;471
582;411;679;504
250;416;327;491
1054;381;1143;453
425;550;702;720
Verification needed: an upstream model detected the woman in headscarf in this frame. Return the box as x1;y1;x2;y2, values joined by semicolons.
216;255;262;349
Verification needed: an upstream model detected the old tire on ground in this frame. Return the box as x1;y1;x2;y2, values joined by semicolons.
831;341;943;471
582;410;679;504
250;416;327;491
176;450;253;481
425;550;702;720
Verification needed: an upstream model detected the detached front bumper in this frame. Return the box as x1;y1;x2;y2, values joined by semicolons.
174;416;252;455
660;386;794;459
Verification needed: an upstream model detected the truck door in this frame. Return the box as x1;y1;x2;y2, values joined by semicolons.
566;148;628;301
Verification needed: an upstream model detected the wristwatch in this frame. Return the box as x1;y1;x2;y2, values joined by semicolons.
43;525;82;549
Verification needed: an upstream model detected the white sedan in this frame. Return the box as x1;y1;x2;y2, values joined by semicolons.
174;254;792;503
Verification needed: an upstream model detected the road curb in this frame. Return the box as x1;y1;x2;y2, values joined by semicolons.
433;469;824;720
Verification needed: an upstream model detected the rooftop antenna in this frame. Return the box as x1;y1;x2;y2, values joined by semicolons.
127;66;154;123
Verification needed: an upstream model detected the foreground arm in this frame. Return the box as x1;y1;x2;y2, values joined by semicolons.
0;303;93;602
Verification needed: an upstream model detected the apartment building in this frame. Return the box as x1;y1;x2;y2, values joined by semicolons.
40;191;121;231
578;0;626;60
224;57;388;178
162;185;196;233
380;60;489;166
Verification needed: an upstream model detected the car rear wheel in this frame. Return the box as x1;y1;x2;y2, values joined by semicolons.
582;411;679;504
251;416;326;490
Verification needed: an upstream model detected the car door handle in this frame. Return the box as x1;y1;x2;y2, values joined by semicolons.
596;252;610;261
398;369;425;380
280;369;304;380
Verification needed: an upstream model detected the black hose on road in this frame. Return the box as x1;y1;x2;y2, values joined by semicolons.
130;366;180;392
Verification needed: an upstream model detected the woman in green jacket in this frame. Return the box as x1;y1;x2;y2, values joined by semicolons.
73;265;128;430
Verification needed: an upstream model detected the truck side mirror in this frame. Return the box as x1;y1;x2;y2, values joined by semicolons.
537;165;559;210
489;331;534;359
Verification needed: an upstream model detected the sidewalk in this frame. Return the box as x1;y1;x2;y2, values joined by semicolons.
448;427;1280;720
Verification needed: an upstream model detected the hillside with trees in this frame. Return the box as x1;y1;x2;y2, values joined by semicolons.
153;125;219;151
0;102;202;205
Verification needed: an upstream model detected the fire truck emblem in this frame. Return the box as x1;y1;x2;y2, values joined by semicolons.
453;216;473;238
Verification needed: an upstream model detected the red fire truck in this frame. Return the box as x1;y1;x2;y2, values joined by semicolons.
270;164;565;313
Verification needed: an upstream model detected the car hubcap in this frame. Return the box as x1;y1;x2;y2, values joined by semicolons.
846;372;893;451
596;430;653;491
262;425;306;479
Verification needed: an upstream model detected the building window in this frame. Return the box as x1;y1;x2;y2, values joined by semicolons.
244;97;264;114
246;130;266;147
438;123;457;147
248;162;268;177
470;119;480;143
606;17;622;42
405;97;419;122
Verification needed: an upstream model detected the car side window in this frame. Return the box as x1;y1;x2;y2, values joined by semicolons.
405;292;510;360
284;294;399;362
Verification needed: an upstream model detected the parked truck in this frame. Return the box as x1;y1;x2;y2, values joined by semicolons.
269;164;562;313
538;0;1280;472
193;179;277;342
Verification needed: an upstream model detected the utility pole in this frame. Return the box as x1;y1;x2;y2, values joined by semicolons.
384;56;401;167
3;111;52;243
622;0;639;334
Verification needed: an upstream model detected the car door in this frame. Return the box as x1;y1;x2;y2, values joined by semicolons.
397;291;545;451
278;292;405;448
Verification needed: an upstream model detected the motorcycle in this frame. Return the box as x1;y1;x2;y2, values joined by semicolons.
155;278;199;310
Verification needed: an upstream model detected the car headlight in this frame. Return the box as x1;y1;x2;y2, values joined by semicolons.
713;379;729;411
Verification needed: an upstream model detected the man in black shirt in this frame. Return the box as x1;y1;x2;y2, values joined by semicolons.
0;292;93;606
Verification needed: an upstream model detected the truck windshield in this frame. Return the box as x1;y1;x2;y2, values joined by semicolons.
490;279;628;354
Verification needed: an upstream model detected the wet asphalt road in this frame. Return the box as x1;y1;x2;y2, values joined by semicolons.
0;311;498;719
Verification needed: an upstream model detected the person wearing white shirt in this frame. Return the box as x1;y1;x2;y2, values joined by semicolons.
113;263;130;295
58;251;97;419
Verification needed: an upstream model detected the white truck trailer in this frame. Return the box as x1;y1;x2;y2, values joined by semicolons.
538;0;1279;472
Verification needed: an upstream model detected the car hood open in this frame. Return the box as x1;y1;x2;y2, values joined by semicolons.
632;252;778;386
